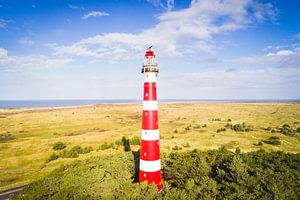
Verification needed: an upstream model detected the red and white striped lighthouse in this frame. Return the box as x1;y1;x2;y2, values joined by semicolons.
139;47;162;191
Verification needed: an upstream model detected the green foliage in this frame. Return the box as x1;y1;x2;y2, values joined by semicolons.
216;128;226;133
46;153;59;163
263;136;281;146
280;124;297;135
13;149;300;200
52;142;66;150
230;122;253;132
115;139;123;146
100;142;115;150
172;145;182;151
130;135;140;145
297;127;300;133
184;125;192;131
46;145;93;163
183;143;191;148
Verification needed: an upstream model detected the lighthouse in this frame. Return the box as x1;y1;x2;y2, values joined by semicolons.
139;47;162;191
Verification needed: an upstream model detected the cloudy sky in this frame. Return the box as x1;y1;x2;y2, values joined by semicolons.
0;0;299;100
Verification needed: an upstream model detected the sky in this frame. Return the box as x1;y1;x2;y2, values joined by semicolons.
0;0;299;100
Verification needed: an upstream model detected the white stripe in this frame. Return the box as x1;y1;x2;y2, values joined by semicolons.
141;129;160;141
140;159;161;172
143;101;158;110
144;73;157;82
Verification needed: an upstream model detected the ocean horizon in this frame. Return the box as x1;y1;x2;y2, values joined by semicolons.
0;99;299;109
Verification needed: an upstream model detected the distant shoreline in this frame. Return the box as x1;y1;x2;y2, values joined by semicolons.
0;99;299;110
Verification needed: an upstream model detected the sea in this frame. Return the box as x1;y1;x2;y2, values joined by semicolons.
0;99;299;109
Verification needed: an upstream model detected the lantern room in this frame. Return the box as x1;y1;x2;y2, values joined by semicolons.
141;48;159;74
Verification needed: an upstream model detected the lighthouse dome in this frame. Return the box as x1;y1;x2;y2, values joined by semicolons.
145;50;155;57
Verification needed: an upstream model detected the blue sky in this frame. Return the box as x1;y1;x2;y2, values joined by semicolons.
0;0;299;100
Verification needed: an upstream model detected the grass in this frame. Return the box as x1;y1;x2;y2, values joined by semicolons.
0;102;300;191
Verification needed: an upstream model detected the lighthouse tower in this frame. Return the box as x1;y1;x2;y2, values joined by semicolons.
139;47;162;191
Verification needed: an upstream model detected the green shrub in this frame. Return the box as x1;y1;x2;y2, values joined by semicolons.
183;143;191;148
115;139;123;146
280;124;296;135
262;136;281;146
14;150;300;200
130;136;140;145
216;128;226;133
46;153;59;163
172;145;182;151
231;122;253;132
52;142;66;150
271;129;276;133
81;146;93;154
297;127;300;133
100;142;114;150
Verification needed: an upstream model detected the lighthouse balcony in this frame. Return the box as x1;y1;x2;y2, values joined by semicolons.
141;66;159;73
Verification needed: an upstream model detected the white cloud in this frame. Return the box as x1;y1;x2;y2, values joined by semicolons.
147;0;174;11
18;38;34;46
236;48;300;67
82;11;109;19
0;48;73;71
0;18;14;28
266;50;294;56
69;4;85;10
159;67;300;99
0;48;8;57
49;0;277;61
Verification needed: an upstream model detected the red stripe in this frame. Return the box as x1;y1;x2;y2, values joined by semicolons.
144;82;157;101
140;140;160;160
142;110;158;130
139;170;162;191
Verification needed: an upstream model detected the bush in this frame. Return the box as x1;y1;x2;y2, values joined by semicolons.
0;133;16;142
100;142;114;150
46;153;59;163
115;139;123;146
52;142;66;150
81;146;93;154
231;122;253;132
262;136;281;146
172;145;182;151
280;124;296;135
183;143;191;148
174;129;178;134
297;127;300;133
216;128;226;133
130;136;140;145
14;150;300;199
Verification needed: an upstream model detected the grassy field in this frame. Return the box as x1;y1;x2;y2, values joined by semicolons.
0;102;300;191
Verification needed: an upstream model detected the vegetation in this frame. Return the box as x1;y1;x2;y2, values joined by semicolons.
1;103;300;191
226;122;253;132
12;149;300;199
216;128;226;133
0;133;16;142
52;142;66;150
262;136;281;146
46;145;93;162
